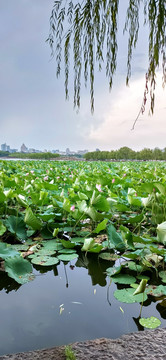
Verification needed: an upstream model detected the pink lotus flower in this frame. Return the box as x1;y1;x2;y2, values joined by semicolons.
70;205;75;211
25;172;29;176
57;176;60;179
112;178;115;183
30;170;34;174
96;184;102;192
44;176;48;181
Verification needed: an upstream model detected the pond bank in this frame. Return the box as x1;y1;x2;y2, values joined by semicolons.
1;328;166;360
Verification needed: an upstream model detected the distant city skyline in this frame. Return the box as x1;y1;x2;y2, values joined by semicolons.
0;142;89;155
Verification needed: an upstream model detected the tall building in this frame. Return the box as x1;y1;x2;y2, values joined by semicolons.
20;143;28;153
1;143;10;152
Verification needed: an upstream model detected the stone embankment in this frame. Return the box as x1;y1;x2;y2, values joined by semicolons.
1;328;166;360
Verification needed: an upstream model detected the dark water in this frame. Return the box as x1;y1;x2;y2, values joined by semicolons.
0;254;165;356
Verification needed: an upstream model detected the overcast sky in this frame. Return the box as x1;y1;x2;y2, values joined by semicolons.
0;0;165;152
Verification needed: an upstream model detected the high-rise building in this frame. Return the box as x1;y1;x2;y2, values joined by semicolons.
20;143;28;153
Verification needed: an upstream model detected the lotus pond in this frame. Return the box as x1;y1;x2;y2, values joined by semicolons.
1;159;166;355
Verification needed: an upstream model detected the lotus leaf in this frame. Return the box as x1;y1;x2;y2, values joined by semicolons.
5;216;27;240
57;253;78;261
159;271;166;283
31;255;59;266
0;243;20;259
58;249;76;254
24;208;42;230
99;252;119;261
60;239;76;248
146;285;166;297
107;224;126;251
139;317;161;329
94;219;108;234
0;220;6;236
42;240;63;251
4;255;34;284
114;288;148;303
111;274;136;284
106;266;122;276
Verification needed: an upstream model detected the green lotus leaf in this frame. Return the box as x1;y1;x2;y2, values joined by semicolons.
57;253;79;261
58;249;76;254
31;255;59;266
146;285;166;297
139;317;161;329
111;274;136;284
34;249;56;256
0;243;20;259
99;252;119;261
0;220;6;236
42;240;63;251
107;224;126;251
124;261;144;273
159;271;166;283
106;266;122;276
12;244;29;251
24;208;42;230
114;288;147;303
60;239;76;248
94;219;108;234
5;216;27;240
4;255;34;284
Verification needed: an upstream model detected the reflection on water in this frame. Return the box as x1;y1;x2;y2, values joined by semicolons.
0;253;165;356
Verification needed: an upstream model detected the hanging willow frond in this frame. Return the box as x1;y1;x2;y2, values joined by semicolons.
47;0;166;113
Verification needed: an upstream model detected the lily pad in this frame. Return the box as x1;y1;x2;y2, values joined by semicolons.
4;255;34;284
42;240;63;251
159;271;166;283
146;285;166;297
99;252;119;261
114;288;147;303
31;255;59;266
111;274;136;284
106;266;122;277
57;253;79;261
58;249;76;254
139;316;161;329
0;243;20;260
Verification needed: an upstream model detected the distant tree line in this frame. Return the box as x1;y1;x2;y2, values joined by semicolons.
84;147;166;161
7;152;60;160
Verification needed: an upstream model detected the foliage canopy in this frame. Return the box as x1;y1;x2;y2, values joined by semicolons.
47;0;166;113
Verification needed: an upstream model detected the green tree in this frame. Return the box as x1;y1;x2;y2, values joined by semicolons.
47;0;166;113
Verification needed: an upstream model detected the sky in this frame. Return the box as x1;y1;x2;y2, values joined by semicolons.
0;0;166;153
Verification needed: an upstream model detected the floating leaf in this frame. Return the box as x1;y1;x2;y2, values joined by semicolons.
42;240;63;251
139;317;161;329
99;252;119;261
159;271;166;283
0;243;20;259
57;253;78;261
4;255;34;284
60;239;76;248
114;288;147;303
111;274;136;284
146;285;166;297
58;249;76;254
106;266;122;276
31;255;59;266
